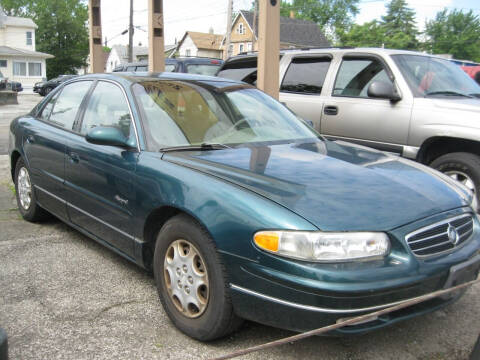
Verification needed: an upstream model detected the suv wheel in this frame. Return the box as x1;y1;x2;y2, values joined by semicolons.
431;152;480;203
153;214;242;341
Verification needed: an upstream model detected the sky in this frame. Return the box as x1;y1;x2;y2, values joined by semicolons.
101;0;480;48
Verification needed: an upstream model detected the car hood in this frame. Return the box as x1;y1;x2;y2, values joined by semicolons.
429;97;480;114
163;140;469;231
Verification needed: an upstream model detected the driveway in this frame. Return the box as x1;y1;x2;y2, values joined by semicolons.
0;95;479;359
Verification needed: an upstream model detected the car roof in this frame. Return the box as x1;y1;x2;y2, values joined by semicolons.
226;47;446;61
71;72;244;88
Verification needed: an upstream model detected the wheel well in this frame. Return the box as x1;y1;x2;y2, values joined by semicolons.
417;137;480;165
142;206;182;270
10;151;21;181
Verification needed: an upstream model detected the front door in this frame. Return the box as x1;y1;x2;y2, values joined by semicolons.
65;80;139;257
320;56;412;154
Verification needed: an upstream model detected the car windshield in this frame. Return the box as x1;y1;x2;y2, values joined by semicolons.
132;80;318;150
392;54;480;98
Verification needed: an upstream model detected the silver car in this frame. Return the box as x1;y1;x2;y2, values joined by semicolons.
217;48;480;206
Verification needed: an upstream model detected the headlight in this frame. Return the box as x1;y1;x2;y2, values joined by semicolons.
254;230;390;262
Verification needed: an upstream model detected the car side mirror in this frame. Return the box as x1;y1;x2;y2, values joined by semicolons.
367;81;401;102
86;127;133;148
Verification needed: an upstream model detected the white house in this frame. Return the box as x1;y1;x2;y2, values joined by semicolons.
176;31;223;58
0;8;53;91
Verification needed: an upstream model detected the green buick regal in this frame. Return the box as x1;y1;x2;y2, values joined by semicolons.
8;72;480;341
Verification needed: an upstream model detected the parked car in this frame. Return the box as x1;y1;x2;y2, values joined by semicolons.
0;327;7;360
112;57;223;76
9;73;480;341
217;48;480;206
0;70;23;92
33;75;78;96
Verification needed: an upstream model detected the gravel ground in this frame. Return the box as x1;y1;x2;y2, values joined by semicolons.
0;94;479;359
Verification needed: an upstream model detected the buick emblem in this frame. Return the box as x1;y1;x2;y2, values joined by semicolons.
447;225;459;245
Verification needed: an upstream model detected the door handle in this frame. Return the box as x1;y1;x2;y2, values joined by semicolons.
68;152;80;163
324;105;338;116
26;135;35;143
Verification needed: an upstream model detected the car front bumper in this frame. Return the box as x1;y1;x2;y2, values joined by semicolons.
224;209;480;334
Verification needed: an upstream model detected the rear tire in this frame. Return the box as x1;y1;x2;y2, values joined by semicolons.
153;214;242;341
14;158;48;222
430;152;480;205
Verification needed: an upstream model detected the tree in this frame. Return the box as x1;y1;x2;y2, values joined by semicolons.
381;0;419;50
425;9;480;62
0;0;89;78
340;20;384;47
280;0;360;43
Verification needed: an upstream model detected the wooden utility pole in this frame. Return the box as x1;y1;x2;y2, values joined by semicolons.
257;0;280;99
148;0;165;72
128;0;134;62
224;0;233;60
88;0;103;73
252;0;258;50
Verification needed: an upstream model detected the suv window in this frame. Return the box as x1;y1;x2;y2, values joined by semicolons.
80;81;133;139
186;64;221;76
49;81;92;130
333;58;390;98
217;58;258;84
281;57;331;94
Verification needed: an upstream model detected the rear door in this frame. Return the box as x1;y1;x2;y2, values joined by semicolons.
23;81;93;219
320;55;412;153
65;80;139;257
279;55;333;130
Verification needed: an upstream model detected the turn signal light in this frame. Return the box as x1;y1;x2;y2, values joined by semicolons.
254;231;279;252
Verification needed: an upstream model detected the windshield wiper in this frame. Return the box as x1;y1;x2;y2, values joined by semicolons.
159;143;231;152
425;91;474;98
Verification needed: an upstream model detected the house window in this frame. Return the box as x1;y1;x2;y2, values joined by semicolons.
26;32;32;45
238;23;244;34
28;62;42;76
186;49;191;57
13;62;27;76
247;42;252;52
228;44;233;56
0;60;7;68
239;43;244;53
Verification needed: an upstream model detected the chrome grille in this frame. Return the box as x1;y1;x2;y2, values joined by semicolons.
406;214;474;257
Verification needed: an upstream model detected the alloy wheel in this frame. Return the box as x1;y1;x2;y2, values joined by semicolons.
445;170;476;194
17;167;32;210
163;239;209;318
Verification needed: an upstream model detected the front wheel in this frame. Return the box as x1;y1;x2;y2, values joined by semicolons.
431;152;480;205
153;214;242;341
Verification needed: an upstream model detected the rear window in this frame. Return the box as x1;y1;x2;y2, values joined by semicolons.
281;57;331;94
136;66;148;71
186;64;221;76
165;64;176;72
216;58;258;84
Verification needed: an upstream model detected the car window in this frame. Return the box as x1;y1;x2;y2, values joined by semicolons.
48;81;92;130
186;64;221;76
38;91;60;121
281;57;331;94
136;66;148;71
165;64;176;72
126;66;136;72
216;58;258;83
333;58;390;98
80;81;133;140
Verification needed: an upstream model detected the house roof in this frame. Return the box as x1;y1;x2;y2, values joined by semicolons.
237;10;330;48
179;31;223;51
0;9;37;29
0;45;53;58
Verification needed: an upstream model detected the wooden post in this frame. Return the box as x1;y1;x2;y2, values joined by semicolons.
224;0;233;60
148;0;165;72
257;0;280;99
88;0;103;73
